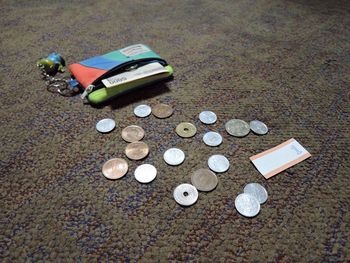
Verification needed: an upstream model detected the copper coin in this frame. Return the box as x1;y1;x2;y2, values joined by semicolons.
121;125;145;142
102;158;128;180
191;168;218;192
152;103;173;118
176;122;197;138
125;141;149;160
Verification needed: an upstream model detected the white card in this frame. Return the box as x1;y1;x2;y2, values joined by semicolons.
102;62;168;88
250;138;311;179
120;44;151;57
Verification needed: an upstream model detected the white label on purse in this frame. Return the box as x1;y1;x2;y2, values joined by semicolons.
102;62;168;88
120;44;151;56
250;138;311;179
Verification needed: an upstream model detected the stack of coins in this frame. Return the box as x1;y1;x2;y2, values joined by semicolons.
234;183;268;217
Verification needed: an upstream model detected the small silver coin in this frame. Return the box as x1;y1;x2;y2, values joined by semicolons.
134;104;152;118
243;183;268;204
173;183;198;206
203;131;223;147
249;120;268;135
96;118;116;133
235;193;261;217
134;164;157;183
199;111;217;124
225;119;250;137
163;148;185;166
207;154;230;173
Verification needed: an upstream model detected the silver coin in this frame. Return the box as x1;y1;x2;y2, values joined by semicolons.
207;154;230;173
199;111;217;124
243;183;268;204
163;148;185;166
225;119;250;137
96;118;116;133
134;164;157;183
203;131;223;147
173;183;198;206
235;193;261;217
249;120;268;135
134;104;152;118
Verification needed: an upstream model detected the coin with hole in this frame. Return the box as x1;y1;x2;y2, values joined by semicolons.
176;122;197;138
173;183;198;206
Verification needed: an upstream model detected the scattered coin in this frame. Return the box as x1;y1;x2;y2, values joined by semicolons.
176;122;197;138
134;104;152;118
225;119;250;137
199;111;217;124
121;125;145;142
243;183;268;204
249;120;268;135
203;131;223;146
235;193;261;217
102;158;128;180
125;141;149;160
191;169;218;192
134;164;157;183
207;154;230;173
96;118;116;133
163;148;185;166
152;103;173;119
173;183;198;206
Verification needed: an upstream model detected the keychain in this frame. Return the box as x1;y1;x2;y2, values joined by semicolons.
37;53;79;97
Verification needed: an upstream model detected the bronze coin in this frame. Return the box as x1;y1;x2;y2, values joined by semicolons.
191;168;218;192
121;125;145;142
152;103;173;118
125;141;150;160
102;158;128;180
176;122;197;138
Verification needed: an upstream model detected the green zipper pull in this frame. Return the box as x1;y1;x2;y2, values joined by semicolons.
80;85;94;100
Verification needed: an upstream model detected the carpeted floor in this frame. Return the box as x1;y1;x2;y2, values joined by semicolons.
1;0;349;262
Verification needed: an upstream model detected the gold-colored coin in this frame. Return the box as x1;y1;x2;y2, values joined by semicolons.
152;103;173;119
102;158;128;180
121;125;145;142
125;141;149;160
176;122;197;138
191;168;218;192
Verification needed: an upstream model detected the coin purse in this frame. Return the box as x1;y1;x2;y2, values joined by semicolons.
68;44;174;104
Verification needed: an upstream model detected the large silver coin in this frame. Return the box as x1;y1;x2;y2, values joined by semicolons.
243;183;268;204
207;154;230;173
134;104;152;118
163;148;185;166
96;118;116;133
173;183;198;206
134;164;157;183
249;120;268;135
225;119;250;137
235;193;260;217
191;169;218;192
199;111;217;124
203;131;223;147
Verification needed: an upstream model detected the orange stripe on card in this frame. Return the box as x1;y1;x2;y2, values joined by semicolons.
250;138;296;161
263;152;311;179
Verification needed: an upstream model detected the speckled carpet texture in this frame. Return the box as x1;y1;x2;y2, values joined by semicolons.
1;0;350;262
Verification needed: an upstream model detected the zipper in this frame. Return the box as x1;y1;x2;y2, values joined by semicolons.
80;84;95;100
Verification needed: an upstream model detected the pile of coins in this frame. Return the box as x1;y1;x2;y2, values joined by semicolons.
235;183;268;217
97;103;270;218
